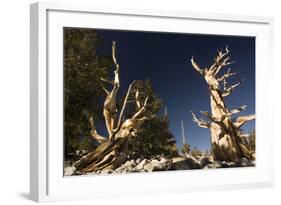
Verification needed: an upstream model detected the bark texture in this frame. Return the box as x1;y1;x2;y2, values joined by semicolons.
190;47;255;162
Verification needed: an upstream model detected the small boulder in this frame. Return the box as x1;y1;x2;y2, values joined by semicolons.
184;154;202;169
223;161;237;168
199;156;212;168
236;158;254;167
206;161;223;169
136;159;148;170
170;157;191;170
122;159;137;170
100;169;115;174
144;159;172;172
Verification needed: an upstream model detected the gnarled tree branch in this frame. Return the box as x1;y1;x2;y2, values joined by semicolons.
132;97;149;119
234;114;255;128
217;68;237;82
135;90;141;109
228;105;247;115
89;116;107;144
113;81;136;133
222;79;242;97
101;41;121;137
190;111;210;128
191;56;204;75
100;77;114;85
210;47;234;76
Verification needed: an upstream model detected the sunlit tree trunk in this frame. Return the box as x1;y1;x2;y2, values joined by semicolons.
190;47;255;162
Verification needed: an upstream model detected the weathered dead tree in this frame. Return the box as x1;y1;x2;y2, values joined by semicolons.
190;47;255;162
73;42;152;173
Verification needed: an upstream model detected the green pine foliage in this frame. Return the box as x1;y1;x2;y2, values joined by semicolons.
181;143;191;154
190;146;203;158
248;129;256;152
126;80;178;159
64;28;113;159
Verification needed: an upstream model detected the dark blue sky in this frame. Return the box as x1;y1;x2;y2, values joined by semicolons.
95;29;255;151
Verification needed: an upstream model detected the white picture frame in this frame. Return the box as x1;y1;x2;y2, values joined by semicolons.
30;2;274;202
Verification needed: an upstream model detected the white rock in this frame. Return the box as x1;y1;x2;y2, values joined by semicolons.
123;159;136;169
64;166;76;176
160;157;168;163
100;169;114;174
136;159;148;170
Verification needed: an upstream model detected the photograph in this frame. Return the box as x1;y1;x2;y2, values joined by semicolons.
63;27;256;176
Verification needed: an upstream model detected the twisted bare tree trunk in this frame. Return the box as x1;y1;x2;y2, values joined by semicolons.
190;47;255;162
73;42;152;173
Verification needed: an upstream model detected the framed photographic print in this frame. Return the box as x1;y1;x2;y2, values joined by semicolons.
30;2;274;202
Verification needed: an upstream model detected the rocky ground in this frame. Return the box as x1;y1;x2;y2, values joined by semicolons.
64;154;255;176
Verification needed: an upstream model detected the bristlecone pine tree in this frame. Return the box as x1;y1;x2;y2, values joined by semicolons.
73;42;153;173
189;47;255;162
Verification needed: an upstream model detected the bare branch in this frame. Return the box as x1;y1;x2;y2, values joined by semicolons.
200;110;228;123
135;115;155;124
214;60;234;76
112;41;120;74
126;90;145;110
238;132;251;139
223;78;227;91
143;96;149;107
233;114;255;128
114;70;120;87
126;100;136;104
132;97;149;119
190;111;210;128
89;116;107;144
222;80;241;97
229;105;246;115
100;77;114;85
215;46;229;62
112;41;120;87
191;56;204;74
101;41;122;136
218;46;229;60
113;81;136;133
135;90;141;109
209;47;235;76
217;68;237;82
100;83;110;95
200;111;214;121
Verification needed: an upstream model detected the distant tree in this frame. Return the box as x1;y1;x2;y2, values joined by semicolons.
247;129;255;153
204;149;212;156
64;28;113;159
190;146;203;158
181;143;191;154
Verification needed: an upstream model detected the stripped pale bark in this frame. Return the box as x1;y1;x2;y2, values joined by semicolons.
190;47;255;162
74;42;152;173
